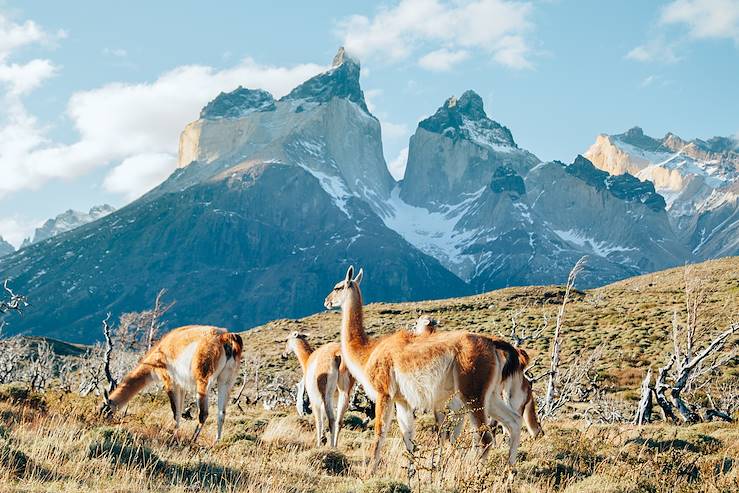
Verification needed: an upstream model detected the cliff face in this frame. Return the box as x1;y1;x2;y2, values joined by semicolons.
584;127;739;258
0;48;469;342
1;49;735;343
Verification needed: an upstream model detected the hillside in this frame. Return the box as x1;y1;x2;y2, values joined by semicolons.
242;257;739;388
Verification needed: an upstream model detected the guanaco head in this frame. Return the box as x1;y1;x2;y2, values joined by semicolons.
412;316;438;335
282;331;309;359
324;265;363;310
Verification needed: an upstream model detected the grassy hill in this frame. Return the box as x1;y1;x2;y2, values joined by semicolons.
243;257;739;390
0;258;737;492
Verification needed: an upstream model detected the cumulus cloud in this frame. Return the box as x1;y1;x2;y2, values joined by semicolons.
661;0;739;41
418;48;470;71
0;25;325;200
102;153;176;201
337;0;534;70
628;0;739;63
387;146;409;180
0;216;40;248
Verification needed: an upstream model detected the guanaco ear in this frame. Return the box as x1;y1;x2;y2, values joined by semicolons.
353;268;363;285
345;265;354;283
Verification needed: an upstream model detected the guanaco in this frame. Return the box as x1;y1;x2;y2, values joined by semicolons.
412;316;542;442
324;267;525;472
283;331;355;447
102;325;243;442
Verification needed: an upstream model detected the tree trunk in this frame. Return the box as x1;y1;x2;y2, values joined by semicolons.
634;367;653;425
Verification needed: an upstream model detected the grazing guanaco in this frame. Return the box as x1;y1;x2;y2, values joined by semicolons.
103;325;243;442
283;331;355;447
324;267;524;472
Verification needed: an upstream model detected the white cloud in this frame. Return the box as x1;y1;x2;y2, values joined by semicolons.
0;58;58;95
0;215;40;248
641;75;656;87
103;152;176;201
337;0;534;70
418;48;470;71
0;38;325;200
0;14;54;61
628;1;739;64
626;38;680;63
661;0;739;41
388;146;409;180
382;121;411;141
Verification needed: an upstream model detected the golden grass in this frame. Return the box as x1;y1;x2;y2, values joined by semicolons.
242;257;739;386
0;389;737;492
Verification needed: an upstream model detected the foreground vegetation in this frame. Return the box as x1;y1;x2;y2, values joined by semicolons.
0;257;737;491
0;387;737;492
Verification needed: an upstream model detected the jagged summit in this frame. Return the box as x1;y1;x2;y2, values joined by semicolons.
331;46;359;68
419;90;516;148
564;155;665;211
280;47;368;113
200;87;275;119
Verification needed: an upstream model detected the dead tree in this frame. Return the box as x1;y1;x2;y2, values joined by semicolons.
637;267;738;425
542;256;587;418
500;303;550;347
634;367;653;425
0;336;29;384
26;339;54;392
146;289;175;351
102;313;117;403
0;280;27;315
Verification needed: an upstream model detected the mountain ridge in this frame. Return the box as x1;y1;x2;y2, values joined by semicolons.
0;48;735;342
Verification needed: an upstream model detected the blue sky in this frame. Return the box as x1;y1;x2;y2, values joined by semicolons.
0;0;737;246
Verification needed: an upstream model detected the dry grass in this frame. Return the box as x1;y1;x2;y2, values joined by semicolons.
0;388;737;492
1;258;737;491
244;257;739;389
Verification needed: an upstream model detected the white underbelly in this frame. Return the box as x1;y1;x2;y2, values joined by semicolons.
167;342;199;390
394;354;455;410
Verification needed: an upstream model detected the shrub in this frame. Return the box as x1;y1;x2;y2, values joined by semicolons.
305;448;349;475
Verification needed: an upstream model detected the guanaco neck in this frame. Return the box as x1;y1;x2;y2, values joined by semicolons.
341;286;372;364
292;339;313;373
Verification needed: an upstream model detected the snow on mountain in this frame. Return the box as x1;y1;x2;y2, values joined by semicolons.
585;127;739;216
584;126;739;259
21;204;116;247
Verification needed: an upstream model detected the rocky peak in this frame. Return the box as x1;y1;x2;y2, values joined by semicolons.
418;90;515;148
564;155;665;211
200;87;275;119
617;126;662;149
22;204;116;247
280;47;368;113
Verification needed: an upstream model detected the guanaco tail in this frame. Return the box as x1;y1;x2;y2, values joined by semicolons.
102;325;243;442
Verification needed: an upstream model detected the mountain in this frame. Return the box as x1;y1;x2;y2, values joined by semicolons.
388;93;684;290
584;127;739;258
0;237;14;258
0;48;468;343
0;48;731;343
21;205;116;248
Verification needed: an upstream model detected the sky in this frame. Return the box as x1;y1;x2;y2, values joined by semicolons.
0;0;738;247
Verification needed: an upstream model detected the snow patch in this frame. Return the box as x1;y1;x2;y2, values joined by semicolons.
553;228;636;258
